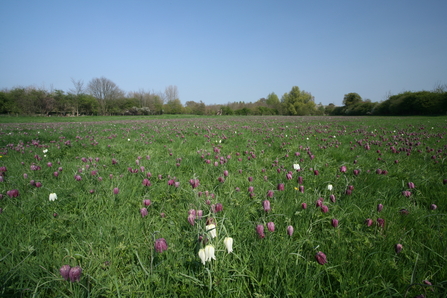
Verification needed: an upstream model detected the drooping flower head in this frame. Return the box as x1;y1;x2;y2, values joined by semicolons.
154;238;168;253
49;193;57;201
68;266;82;282
395;243;403;254
331;218;339;228
267;221;275;232
223;237;233;253
60;265;71;281
315;251;327;265
287;225;294;236
140;208;148;218
263;200;271;212
256;224;265;238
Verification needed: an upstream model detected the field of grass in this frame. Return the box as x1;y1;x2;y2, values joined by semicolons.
0;115;446;297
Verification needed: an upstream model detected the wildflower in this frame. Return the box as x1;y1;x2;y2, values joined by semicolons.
286;173;292;180
187;214;195;226
266;190;274;198
7;189;19;198
331;219;339;228
113;188;119;195
143;199;151;206
224;237;233;253
49;193;57;201
68;266;82;282
287;225;294;236
293;164;300;171
430;204;437;210
407;182;415;189
277;183;285;191
365;218;373;227
340;165;347;173
321;205;329;213
248;186;254;193
327;184;333;191
60;265;71;281
299;185;304;193
140;208;148;218
301;202;307;209
377;218;385;228
315;251;327;265
206;223;217;238
189;179;200;189
214;203;223;212
198;248;206;264
329;194;336;203
204;245;216;261
223;170;229;177
297;176;303;184
74;175;82;181
256;224;265;238
395;243;403;254
402;190;411;197
154;238;168;253
142;179;151;186
377;204;383;212
43;149;48;153
263;200;271;212
314;170;319;176
353;169;360;176
267;221;275;232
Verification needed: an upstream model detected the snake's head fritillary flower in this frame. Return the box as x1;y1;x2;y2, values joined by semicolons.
68;266;82;282
143;199;151;206
263;200;271;212
287;225;294;236
223;170;229;177
204;245;216;262
301;202;307;209
60;265;71;281
277;183;285;191
327;184;333;191
329;194;336;203
140;208;148;218
224;237;233;253
154;238;168;253
267;190;274;198
293;164;300;171
198;248;206;265
206;223;217;238
267;221;275;232
299;185;304;193
377;204;383;212
315;251;327;265
402;190;411;197
49;193;57;201
248;186;254;193
286;173;292;180
314;170;319;176
331;219;339;228
430;204;437;210
113;188;119;195
377;218;385;228
297;176;303;184
407;182;415;189
395;243;403;254
353;169;360;176
365;218;373;227
340;166;347;173
7;189;19;198
256;224;265;238
321;205;329;213
142;179;151;186
189;179;200;189
188;214;195;226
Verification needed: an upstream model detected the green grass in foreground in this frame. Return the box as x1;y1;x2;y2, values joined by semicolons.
0;116;446;297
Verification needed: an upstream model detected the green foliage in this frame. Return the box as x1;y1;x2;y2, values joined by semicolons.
281;86;316;115
375;91;447;115
343;93;363;107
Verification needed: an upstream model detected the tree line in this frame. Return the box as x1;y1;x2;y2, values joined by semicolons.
0;77;445;116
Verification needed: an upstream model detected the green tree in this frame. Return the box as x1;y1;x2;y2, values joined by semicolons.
281;86;316;115
343;93;362;107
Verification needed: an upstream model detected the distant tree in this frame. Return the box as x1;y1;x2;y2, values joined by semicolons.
221;106;234;115
324;103;336;115
69;78;86;116
281;86;316;115
343;93;362;107
164;98;183;114
87;77;124;115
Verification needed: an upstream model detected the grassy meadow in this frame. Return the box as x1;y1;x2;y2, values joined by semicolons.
0;115;446;297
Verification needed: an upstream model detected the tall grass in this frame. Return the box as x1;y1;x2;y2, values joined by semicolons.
0;116;446;297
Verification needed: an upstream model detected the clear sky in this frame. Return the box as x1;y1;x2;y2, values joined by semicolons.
1;0;446;106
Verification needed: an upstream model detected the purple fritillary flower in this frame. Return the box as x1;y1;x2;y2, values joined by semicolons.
140;208;148;218
60;265;71;281
256;224;265;238
68;266;82;282
154;238;168;253
287;225;294;236
315;251;327;265
267;221;275;232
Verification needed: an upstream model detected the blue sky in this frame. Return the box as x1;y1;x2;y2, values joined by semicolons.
1;0;446;106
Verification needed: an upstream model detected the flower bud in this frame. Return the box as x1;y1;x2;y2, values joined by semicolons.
68;266;82;282
256;224;265;238
263;200;271;212
287;225;294;236
140;208;148;218
331;219;339;228
315;251;327;265
267;221;275;232
154;238;168;253
60;265;71;281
